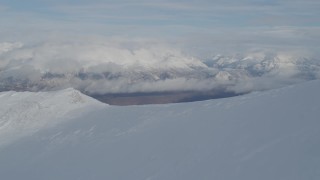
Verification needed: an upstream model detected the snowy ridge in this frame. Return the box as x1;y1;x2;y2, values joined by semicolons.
0;88;104;146
0;80;320;179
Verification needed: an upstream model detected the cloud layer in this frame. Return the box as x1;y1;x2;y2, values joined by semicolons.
0;40;319;95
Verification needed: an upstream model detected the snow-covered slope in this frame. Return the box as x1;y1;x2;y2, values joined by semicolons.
0;80;320;180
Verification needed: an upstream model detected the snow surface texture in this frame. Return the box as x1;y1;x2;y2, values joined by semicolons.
0;88;104;146
0;80;320;180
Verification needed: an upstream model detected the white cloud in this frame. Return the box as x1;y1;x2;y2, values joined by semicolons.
0;0;319;96
0;38;319;95
0;42;23;55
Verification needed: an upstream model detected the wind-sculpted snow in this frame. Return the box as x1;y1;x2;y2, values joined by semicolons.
0;80;319;180
0;88;104;146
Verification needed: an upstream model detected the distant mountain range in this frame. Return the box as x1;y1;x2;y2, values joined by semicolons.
1;52;319;92
1;42;319;104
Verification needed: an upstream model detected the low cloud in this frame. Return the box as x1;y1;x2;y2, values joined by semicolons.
1;0;319;98
0;39;319;95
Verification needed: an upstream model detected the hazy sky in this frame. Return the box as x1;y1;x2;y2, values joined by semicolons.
0;0;320;54
0;0;320;94
1;1;319;34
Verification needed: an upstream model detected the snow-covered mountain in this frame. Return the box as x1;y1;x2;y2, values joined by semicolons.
206;53;320;79
0;88;104;146
1;42;319;95
0;80;319;180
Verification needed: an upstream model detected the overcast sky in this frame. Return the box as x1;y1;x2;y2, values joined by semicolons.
0;0;319;94
1;0;320;55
